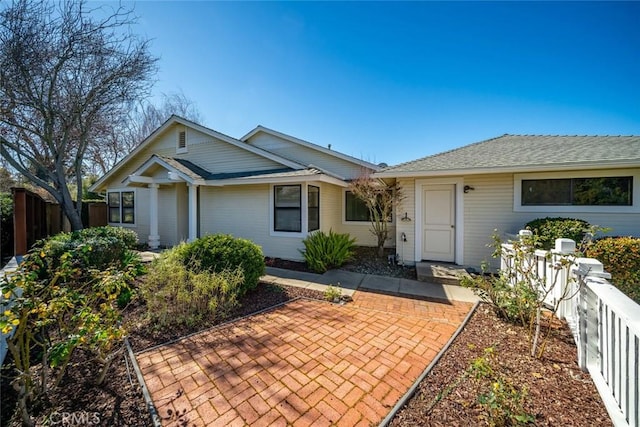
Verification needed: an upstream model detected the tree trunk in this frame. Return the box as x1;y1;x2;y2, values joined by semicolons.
61;201;84;231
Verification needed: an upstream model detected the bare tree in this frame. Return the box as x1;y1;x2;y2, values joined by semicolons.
85;91;203;176
0;0;157;230
349;175;404;257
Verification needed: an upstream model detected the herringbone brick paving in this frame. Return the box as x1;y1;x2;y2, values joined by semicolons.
136;291;473;426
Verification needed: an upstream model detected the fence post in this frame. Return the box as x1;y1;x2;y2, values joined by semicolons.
11;188;27;256
551;238;576;320
574;259;610;372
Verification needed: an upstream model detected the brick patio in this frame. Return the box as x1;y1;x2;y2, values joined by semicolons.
136;291;473;426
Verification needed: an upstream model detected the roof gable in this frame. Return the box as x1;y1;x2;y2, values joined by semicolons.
241;125;381;173
377;134;640;177
90;116;305;191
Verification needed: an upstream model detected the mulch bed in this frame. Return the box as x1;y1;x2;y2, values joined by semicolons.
266;246;417;280
390;304;612;426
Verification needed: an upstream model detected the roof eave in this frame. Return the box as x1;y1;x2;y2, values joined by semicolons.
374;160;640;178
204;173;348;188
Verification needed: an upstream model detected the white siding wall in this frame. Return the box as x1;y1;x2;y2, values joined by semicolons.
319;183;342;233
395;178;416;265
462;174;520;268
155;127;282;174
199;185;305;260
400;171;640;269
246;133;371;180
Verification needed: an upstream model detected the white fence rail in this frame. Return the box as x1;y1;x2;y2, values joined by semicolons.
502;233;639;427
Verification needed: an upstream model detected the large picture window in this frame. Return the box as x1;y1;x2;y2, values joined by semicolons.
108;191;135;224
274;185;301;232
308;185;320;231
522;176;633;206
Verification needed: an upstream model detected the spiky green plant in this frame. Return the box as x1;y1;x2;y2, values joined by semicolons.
300;230;356;273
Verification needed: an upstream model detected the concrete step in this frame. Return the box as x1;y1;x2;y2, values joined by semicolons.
416;262;472;286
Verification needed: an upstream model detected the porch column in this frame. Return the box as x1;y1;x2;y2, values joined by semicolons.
148;183;160;249
187;183;198;242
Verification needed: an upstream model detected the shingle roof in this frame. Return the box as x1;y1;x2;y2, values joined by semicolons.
380;135;640;175
158;155;323;181
160;157;212;180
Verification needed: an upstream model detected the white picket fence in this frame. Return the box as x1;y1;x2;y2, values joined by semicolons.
502;232;639;427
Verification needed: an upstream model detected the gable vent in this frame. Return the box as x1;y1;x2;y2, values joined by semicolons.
178;131;186;149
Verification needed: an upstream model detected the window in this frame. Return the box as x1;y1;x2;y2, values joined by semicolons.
345;191;369;221
522;176;633;206
345;191;390;222
108;191;135;224
308;186;319;231
274;185;301;232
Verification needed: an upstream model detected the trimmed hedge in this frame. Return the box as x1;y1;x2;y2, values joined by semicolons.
525;217;591;250
585;236;640;304
174;234;265;296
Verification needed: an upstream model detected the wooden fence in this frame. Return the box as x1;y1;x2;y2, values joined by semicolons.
502;233;639;426
10;188;107;256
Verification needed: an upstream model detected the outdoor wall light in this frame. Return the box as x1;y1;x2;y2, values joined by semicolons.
401;212;412;222
463;185;475;193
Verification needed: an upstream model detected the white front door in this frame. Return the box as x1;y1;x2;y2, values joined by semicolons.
422;184;455;262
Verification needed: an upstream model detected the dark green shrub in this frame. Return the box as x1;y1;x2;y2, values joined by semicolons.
525;217;591;250
585;236;640;304
141;249;242;326
300;230;356;273
175;234;265;295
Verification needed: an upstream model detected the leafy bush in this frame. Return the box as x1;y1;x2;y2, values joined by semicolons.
300;230;356;273
174;234;265;296
0;228;145;424
525;217;591;250
585;236;640;304
462;231;577;358
141;247;242;327
31;225;139;275
461;271;538;326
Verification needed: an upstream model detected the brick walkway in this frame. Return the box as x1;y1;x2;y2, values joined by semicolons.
136;292;473;426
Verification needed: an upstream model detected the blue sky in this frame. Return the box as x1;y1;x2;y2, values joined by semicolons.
126;1;640;166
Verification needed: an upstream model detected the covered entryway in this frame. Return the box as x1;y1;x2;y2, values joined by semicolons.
421;184;456;262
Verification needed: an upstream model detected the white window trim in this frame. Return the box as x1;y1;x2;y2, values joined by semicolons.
270;182;319;237
514;169;640;213
176;128;188;154
106;188;137;228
